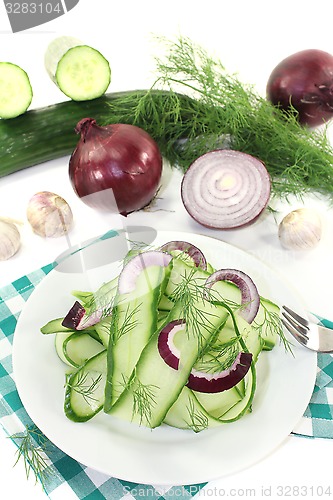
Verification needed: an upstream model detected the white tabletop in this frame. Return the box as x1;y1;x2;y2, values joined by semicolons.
1;1;333;498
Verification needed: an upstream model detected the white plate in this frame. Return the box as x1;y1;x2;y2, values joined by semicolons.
13;231;317;486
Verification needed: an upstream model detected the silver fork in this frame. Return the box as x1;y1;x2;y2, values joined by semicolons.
281;305;333;353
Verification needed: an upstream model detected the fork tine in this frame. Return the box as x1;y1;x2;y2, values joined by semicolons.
282;311;309;338
281;317;308;346
282;306;310;329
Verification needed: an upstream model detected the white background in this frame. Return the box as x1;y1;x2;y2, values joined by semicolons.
1;0;333;498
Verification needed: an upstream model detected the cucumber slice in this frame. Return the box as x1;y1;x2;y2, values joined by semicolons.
194;384;243;420
55;331;105;367
164;387;223;431
40;317;96;336
0;62;32;118
165;257;242;305
55;332;74;366
64;350;107;422
41;317;71;334
44;36;111;101
58;332;105;368
166;365;256;430
217;367;256;422
105;258;172;408
94;316;112;348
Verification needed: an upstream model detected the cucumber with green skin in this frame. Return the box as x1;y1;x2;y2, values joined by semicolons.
0;89;196;178
0;93;121;177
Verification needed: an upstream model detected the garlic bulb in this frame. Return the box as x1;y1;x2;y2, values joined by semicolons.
278;208;322;250
27;191;73;238
0;219;21;260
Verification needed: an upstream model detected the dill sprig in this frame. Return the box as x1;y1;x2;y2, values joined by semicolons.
111;301;142;343
67;371;103;405
169;267;221;350
131;378;159;426
253;300;293;354
194;335;242;374
106;36;333;201
168;265;243;357
11;425;52;488
185;398;209;433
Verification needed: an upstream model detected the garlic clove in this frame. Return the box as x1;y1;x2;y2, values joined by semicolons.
278;207;322;250
0;220;21;260
27;191;73;238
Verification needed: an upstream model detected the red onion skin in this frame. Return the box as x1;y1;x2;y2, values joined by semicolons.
62;301;85;329
267;49;333;127
160;240;207;270
205;269;260;323
117;250;172;295
69;119;163;214
157;320;184;370
187;352;252;393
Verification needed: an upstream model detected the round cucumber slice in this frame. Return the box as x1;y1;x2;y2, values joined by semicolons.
55;45;111;101
0;62;33;118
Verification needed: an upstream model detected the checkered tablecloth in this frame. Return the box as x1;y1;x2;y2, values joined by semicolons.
1;263;333;499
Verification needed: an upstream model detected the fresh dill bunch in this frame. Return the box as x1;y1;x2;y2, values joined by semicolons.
154;36;333;200
106;36;333;201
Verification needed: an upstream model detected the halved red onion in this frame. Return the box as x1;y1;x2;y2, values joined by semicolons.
181;149;271;229
157;320;185;370
160;240;207;269
118;250;172;295
205;268;260;323
187;352;252;393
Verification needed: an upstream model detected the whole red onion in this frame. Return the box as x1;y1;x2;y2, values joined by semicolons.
267;49;333;127
69;118;163;214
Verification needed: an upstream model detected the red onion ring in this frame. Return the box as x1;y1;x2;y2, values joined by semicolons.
160;240;207;269
205;268;260;323
118;250;172;295
181;149;271;229
187;352;252;393
157;320;185;370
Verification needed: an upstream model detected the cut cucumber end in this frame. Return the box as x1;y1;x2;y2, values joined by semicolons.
0;62;33;118
55;46;111;101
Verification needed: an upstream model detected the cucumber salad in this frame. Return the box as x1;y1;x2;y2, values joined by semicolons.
41;240;286;432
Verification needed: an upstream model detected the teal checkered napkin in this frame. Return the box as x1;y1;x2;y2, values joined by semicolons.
1;265;332;499
294;353;333;438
